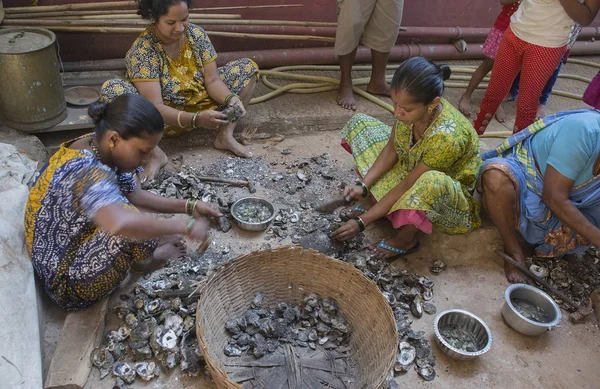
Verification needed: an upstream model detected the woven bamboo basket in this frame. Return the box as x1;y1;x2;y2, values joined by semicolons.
195;246;398;388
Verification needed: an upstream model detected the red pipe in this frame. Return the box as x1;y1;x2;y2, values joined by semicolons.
61;40;600;72
217;40;600;68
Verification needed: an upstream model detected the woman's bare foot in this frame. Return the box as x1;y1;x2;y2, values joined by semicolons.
458;94;472;116
140;146;168;183
495;104;506;123
337;83;357;111
503;252;531;284
537;104;547;119
214;132;253;158
366;82;391;97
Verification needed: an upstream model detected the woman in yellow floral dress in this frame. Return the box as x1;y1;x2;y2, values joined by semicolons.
101;0;259;181
332;57;482;259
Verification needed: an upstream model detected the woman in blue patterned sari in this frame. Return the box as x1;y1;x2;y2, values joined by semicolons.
25;94;219;310
478;109;600;283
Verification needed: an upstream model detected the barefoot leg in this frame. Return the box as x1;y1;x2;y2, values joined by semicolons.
337;48;358;111
459;57;494;117
366;49;391;96
495;103;507;123
214;75;257;158
536;104;547;120
481;169;529;283
373;224;420;260
140;146;168;183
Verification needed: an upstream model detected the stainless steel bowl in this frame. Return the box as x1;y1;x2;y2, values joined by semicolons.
433;309;493;361
230;197;275;232
501;283;561;336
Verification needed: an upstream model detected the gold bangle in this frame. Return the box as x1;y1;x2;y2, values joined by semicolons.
191;199;198;216
177;111;185;128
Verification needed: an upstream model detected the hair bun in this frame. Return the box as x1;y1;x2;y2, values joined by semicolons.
88;101;109;124
439;64;452;81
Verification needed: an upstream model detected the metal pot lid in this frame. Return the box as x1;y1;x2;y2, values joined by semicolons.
0;28;54;54
64;86;100;106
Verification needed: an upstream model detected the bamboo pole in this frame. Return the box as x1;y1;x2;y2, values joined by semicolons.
30;13;242;20
0;25;335;42
5;1;137;14
6;4;304;19
2;18;337;28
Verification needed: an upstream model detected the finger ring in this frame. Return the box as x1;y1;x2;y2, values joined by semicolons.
216;124;220;130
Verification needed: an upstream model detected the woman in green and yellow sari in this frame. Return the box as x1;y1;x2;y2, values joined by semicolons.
101;0;259;181
332;57;482;259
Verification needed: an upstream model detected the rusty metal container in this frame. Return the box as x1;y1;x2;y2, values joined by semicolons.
0;27;66;131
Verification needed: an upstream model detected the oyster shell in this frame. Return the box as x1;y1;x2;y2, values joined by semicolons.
422;302;437;315
398;342;416;366
145;298;167;315
112;362;136;384
224;343;243;357
417;364;436;381
112;377;126;389
410;297;423;318
164;314;184;337
530;264;549;279
181;329;203;376
422;288;434;301
134;361;156;381
90;347;114;379
430;259;446;274
157;329;178;352
130;317;157;342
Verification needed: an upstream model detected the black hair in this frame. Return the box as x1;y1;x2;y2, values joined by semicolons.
88;94;164;140
391;57;452;105
137;0;191;20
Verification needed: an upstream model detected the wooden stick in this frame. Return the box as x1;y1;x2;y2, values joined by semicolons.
0;25;336;42
495;250;582;311
190;5;305;11
3;18;337;28
25;13;242;20
6;5;304;19
5;1;137;14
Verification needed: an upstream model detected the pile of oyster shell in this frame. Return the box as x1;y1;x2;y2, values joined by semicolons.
530;249;600;314
89;253;230;387
343;251;440;382
144;169;216;202
224;293;351;358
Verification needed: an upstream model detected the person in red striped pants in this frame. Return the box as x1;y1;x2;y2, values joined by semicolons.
473;0;599;135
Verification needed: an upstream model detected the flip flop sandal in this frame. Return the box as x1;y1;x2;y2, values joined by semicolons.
340;203;368;221
376;240;420;261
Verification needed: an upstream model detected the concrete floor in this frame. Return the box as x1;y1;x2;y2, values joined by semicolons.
34;57;600;389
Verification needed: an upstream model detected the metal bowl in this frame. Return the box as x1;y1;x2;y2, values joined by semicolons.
433;309;493;361
501;283;561;336
230;197;275;232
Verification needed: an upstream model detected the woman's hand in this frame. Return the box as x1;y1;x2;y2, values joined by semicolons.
197;110;229;130
186;217;210;242
229;96;247;118
344;184;366;201
331;219;361;241
193;202;222;219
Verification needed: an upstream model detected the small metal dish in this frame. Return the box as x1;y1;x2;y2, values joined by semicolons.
433;309;492;361
64;86;100;106
501;283;561;336
230;197;275;232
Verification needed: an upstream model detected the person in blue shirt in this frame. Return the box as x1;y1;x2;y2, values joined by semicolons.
478;109;600;283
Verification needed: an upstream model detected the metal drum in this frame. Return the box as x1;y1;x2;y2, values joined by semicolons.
0;28;67;131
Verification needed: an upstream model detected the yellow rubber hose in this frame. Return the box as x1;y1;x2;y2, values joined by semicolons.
249;62;596;139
